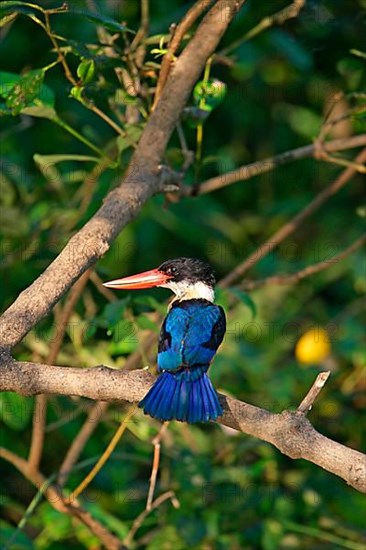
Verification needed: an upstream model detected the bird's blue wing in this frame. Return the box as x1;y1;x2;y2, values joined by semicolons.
182;304;226;366
157;306;191;372
157;302;226;372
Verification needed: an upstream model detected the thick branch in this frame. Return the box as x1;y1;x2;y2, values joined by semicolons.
1;357;364;494
0;0;245;352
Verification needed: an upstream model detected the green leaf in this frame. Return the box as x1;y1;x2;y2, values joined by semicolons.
0;71;20;95
0;70;56;118
72;9;135;34
77;59;95;84
6;69;46;114
0;392;33;430
21;101;56;119
228;287;257;319
0;72;109;155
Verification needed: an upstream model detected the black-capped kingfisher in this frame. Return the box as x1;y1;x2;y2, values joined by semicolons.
103;258;226;423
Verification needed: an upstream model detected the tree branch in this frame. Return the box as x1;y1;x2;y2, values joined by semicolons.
297;371;330;415
0;0;245;352
57;401;109;487
1;357;364;494
123;490;180;547
190;134;365;196
220;0;305;55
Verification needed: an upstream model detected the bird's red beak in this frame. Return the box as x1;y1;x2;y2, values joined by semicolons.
103;268;172;290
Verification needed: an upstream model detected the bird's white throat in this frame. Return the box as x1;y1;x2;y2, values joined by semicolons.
161;280;215;303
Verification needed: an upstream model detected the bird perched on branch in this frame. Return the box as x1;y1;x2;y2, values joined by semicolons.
103;257;226;423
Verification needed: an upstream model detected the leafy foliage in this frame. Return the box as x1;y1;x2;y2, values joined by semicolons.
0;1;365;549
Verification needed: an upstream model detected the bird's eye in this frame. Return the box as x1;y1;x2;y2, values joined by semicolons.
167;266;177;275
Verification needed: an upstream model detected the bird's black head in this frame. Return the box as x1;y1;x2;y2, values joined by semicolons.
103;257;216;302
158;257;216;288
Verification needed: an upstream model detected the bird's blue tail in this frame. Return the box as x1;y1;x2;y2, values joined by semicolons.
139;366;223;423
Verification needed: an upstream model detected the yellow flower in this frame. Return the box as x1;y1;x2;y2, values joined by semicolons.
295;327;331;365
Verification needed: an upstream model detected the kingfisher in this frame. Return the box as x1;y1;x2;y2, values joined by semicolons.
103;257;226;423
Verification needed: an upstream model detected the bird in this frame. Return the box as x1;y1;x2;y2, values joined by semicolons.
103;257;226;423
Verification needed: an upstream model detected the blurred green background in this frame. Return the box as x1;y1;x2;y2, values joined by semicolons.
0;1;365;548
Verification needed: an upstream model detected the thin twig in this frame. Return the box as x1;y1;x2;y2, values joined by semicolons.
317;101;366;144
45;403;85;432
297;372;331;415
221;0;305;56
219;147;366;287
129;0;150;53
44;12;76;85
27;395;48;472
0;447;67;513
28;270;91;471
83;99;126;136
146;421;170;511
314;103;366;173
242;234;366;290
316;153;366;173
66;404;138;503
176;121;194;171
77;154;116;218
124;490;180;547
190;134;366;196
90;271;118;303
48;269;92;363
57;401;109;487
